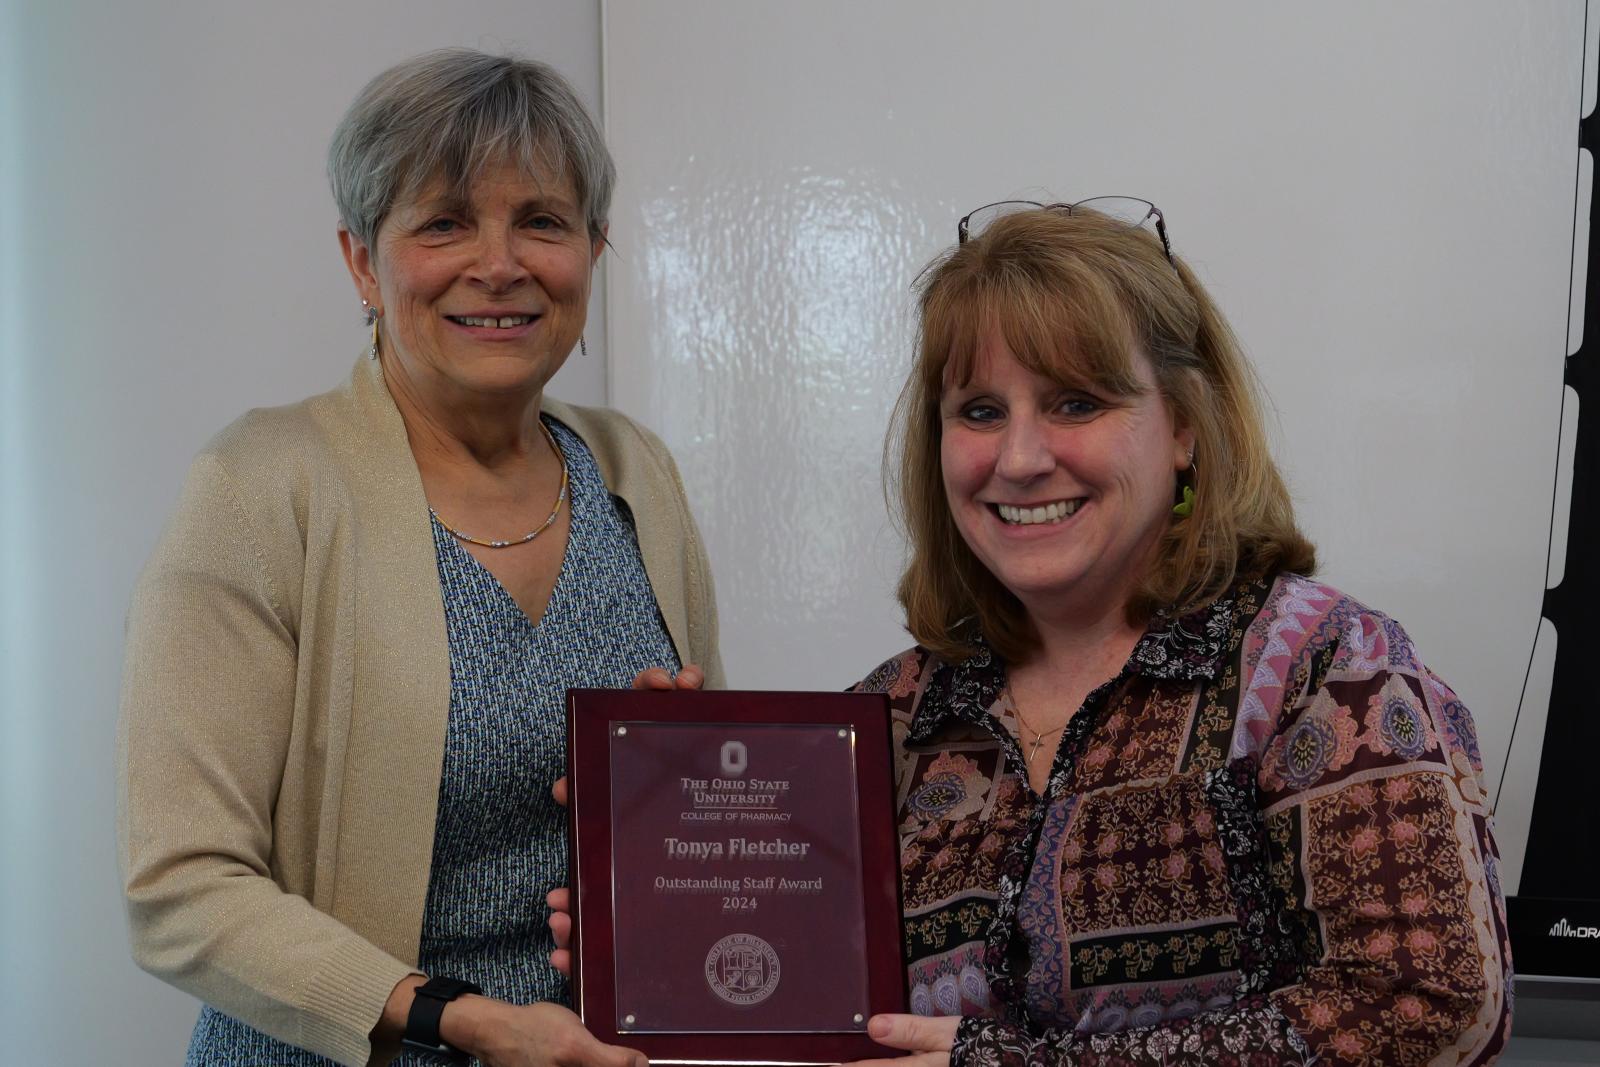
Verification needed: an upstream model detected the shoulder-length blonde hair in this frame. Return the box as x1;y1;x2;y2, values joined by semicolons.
891;206;1315;663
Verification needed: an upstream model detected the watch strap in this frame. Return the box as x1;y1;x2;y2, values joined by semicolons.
401;975;483;1064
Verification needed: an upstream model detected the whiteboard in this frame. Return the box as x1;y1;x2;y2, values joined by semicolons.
603;1;1586;897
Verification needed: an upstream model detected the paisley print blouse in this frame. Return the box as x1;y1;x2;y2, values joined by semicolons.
853;574;1511;1066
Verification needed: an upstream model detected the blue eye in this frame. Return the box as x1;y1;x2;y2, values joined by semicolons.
423;217;458;234
1058;396;1099;417
527;213;565;231
960;402;1003;424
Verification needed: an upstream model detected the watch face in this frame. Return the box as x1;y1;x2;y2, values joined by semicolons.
401;1036;468;1061
400;1038;448;1053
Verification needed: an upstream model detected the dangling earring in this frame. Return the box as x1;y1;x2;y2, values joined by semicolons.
363;300;381;360
579;335;587;358
1173;452;1197;517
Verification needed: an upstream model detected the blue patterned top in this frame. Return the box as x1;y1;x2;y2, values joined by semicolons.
185;417;681;1066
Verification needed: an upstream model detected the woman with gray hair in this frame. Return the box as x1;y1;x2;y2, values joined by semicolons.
118;48;718;1066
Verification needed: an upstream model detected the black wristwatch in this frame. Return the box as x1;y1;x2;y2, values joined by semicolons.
401;975;483;1064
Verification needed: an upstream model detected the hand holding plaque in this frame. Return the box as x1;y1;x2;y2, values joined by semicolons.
565;689;906;1066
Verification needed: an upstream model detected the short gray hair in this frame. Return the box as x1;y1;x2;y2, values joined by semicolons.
328;48;615;248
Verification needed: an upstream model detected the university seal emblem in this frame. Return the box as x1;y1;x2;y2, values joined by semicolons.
704;932;781;1005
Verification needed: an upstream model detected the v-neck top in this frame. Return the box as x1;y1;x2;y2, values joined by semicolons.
182;417;681;1066
413;416;681;1008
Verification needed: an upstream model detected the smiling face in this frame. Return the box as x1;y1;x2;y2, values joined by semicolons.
340;155;602;402
939;324;1194;625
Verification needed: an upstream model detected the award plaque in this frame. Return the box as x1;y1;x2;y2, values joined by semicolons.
566;689;906;1066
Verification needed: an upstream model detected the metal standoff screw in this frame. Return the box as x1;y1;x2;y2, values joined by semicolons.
623;1014;637;1027
853;1013;865;1025
838;728;848;739
616;725;628;737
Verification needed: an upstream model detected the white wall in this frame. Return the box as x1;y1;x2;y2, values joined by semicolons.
0;2;603;1061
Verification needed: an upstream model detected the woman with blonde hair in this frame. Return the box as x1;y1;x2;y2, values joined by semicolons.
852;200;1511;1066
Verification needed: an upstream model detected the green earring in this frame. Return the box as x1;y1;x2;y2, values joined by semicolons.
1173;453;1197;517
1172;485;1195;518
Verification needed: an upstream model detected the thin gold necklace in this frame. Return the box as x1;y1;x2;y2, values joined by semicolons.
1007;687;1066;766
431;420;569;549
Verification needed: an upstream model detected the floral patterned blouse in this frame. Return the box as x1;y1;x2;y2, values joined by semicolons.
853;573;1511;1066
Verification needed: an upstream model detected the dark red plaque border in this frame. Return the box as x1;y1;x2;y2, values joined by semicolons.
567;689;906;1066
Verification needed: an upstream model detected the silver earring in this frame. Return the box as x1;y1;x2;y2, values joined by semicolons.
363;300;380;360
579;335;587;357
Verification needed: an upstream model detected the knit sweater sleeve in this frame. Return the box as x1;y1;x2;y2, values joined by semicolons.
117;450;417;1067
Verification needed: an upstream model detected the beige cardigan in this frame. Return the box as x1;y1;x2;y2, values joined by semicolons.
117;357;722;1066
